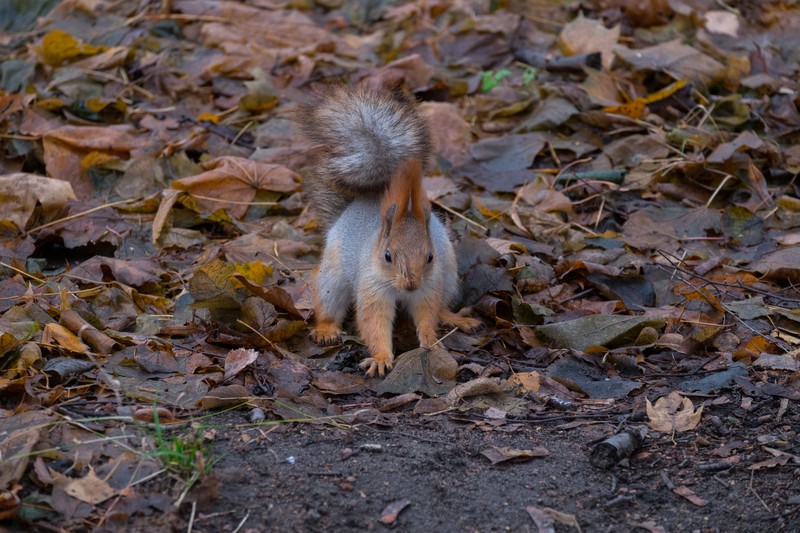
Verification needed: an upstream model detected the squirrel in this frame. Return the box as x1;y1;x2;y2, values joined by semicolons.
299;85;481;377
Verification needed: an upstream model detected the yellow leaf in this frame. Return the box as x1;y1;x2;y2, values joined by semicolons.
266;320;306;342
604;79;687;119
85;97;110;113
234;260;274;285
36;98;65;110
239;94;279;113
733;335;775;362
197;112;221;124
475;201;501;218
39;29;106;66
641;79;687;104
81;151;120;170
41;323;90;353
85;96;128;113
7;342;42;380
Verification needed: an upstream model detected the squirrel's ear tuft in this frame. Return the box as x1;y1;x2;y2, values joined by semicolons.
382;203;397;238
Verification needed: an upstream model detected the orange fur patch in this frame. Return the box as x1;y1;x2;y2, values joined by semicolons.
356;290;396;376
439;308;482;333
411;299;440;347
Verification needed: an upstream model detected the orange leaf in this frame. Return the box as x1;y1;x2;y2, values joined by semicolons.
604;100;647;119
197;112;221;124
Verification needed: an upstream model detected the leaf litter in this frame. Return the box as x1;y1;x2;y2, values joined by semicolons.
1;0;800;531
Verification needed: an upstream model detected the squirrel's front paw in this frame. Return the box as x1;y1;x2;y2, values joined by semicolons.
311;322;342;346
359;353;394;377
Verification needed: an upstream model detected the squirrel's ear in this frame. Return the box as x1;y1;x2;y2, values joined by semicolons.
382;203;397;238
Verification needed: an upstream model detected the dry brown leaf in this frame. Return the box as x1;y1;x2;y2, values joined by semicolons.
0;414;49;488
41;323;90;353
519;178;573;214
379;498;411;525
509;371;541;393
0;489;20;521
171;157;301;219
526;505;556;533
0;173;76;232
704;10;740;37
614;40;726;86
42;125;148;197
366;54;435;91
421;102;473;166
672;485;708;507
558;13;620;70
63;467;116;505
199;384;252;410
646;391;703;433
223;348;260;380
481;446;549;464
445;377;511;405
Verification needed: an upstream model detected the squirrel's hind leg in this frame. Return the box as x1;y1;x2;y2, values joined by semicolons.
438;308;482;333
311;262;349;346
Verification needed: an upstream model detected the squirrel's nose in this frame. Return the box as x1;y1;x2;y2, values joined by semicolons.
404;280;417;291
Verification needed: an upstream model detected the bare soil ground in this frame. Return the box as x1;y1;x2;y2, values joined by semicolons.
190;395;799;532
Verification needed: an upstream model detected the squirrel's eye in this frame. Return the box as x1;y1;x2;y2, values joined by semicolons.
427;252;433;263
385;250;392;263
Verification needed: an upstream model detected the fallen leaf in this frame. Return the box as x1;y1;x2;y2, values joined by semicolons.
0;173;76;232
614;40;726;86
375;346;458;397
199;384;251;410
41;323;90;353
646;391;703;433
37;29;106;66
63;467;116;505
526;506;556;533
558;13;620;70
481;446;549;464
509;371;540;393
379;498;411;525
171;157;301;219
535;315;666;352
223;348;260;380
672;485;708;507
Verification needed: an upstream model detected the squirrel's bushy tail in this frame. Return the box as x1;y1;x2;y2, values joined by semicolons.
299;85;431;226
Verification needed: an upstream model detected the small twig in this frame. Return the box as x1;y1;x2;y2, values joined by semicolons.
431;199;487;232
187;501;197;533
655;251;792;353
26;198;139;234
431;327;458;348
231;512;250;533
76;67;155;99
188;194;279;206
657;249;800;304
704;173;734;208
0;133;39;140
0;261;45;284
749;469;771;512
